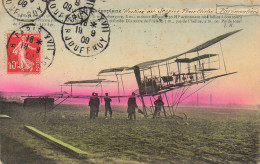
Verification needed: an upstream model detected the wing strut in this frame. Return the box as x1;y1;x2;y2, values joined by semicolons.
49;96;71;113
70;84;73;96
140;96;147;117
180;79;215;103
220;42;228;74
115;73;120;102
150;67;154;90
149;96;155;114
120;75;125;96
164;93;173;117
166;62;170;86
142;70;147;94
100;83;103;103
158;64;162;84
173;87;190;111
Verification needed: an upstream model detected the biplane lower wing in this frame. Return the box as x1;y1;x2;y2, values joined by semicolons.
67;95;130;99
21;91;71;98
22;94;131;99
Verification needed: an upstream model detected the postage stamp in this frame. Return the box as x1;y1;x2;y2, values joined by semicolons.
7;32;41;73
6;24;56;73
2;0;47;22
47;0;96;25
61;9;110;57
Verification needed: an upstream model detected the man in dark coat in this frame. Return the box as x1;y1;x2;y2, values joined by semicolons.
153;95;164;119
104;93;112;118
89;92;96;119
94;93;100;117
127;92;138;120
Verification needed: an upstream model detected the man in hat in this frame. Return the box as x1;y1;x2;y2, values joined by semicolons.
153;95;164;119
94;93;100;117
127;92;138;120
104;93;112;118
89;92;96;119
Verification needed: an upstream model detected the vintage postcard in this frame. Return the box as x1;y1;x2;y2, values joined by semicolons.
0;0;259;163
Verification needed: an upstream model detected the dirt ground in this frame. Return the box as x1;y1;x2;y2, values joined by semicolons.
0;102;259;164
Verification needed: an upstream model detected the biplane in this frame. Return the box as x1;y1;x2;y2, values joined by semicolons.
22;29;241;120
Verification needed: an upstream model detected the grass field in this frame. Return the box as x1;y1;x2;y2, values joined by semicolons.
0;102;259;163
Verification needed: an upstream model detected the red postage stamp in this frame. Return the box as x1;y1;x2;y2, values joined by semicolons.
7;32;41;73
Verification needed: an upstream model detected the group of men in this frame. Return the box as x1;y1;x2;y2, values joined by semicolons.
89;92;113;119
88;92;165;120
127;92;165;119
89;92;100;119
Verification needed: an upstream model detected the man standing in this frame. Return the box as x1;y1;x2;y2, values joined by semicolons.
127;92;138;120
89;92;96;119
94;93;100;117
104;93;112;118
153;95;164;119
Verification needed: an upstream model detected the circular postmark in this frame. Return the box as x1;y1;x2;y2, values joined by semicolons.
2;0;47;22
7;24;56;73
61;9;110;57
47;0;96;25
20;24;56;70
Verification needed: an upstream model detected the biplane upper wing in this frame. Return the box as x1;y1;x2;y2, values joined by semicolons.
98;29;242;74
64;79;117;84
134;29;242;69
98;67;131;74
185;29;242;54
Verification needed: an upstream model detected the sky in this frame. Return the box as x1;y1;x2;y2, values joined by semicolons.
0;0;259;105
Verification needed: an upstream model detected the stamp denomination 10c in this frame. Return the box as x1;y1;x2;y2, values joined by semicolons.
7;32;41;73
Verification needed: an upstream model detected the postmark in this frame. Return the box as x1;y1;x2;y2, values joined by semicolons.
7;32;41;73
2;0;47;22
47;0;96;25
20;24;56;71
61;9;110;57
7;24;56;73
